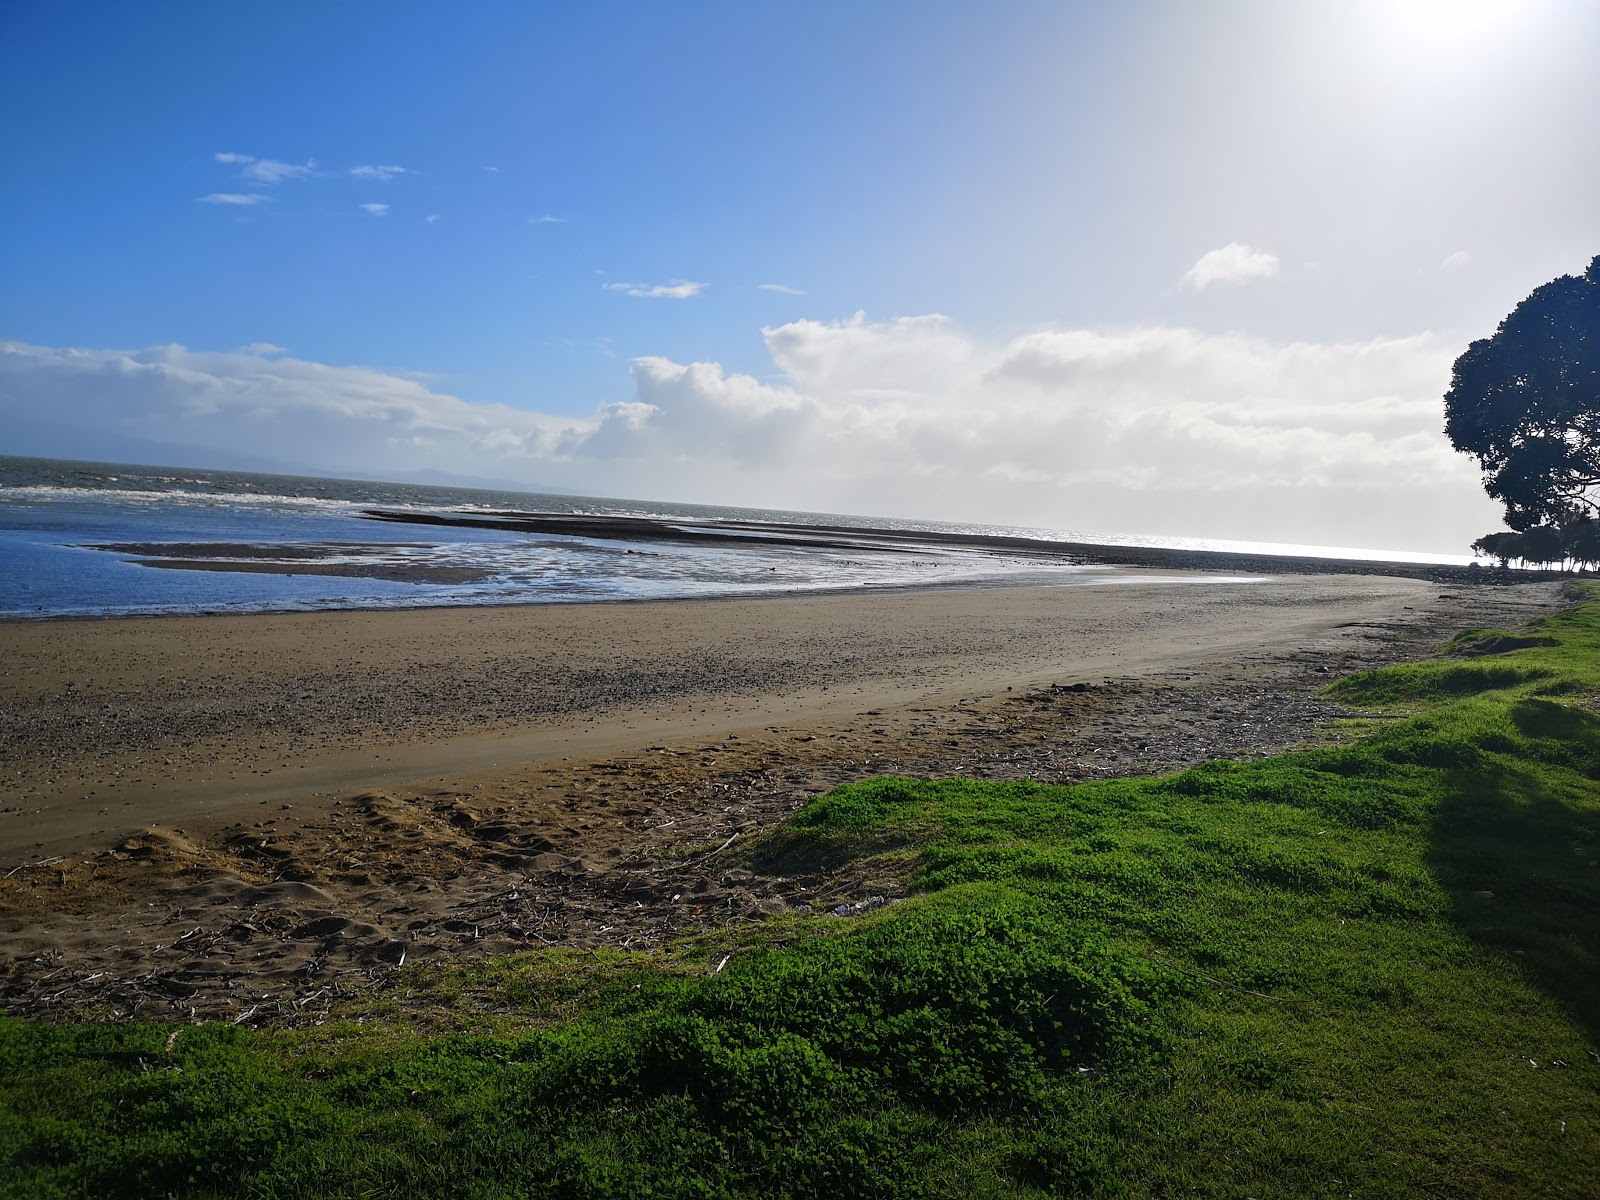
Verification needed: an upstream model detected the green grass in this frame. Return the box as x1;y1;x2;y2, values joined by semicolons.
4;599;1600;1197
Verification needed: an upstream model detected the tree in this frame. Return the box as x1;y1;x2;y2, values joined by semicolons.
1471;531;1523;568
1519;524;1566;569
1445;255;1600;530
1563;516;1600;572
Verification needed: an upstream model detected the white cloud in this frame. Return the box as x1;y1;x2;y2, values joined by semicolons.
350;164;408;181
240;157;316;184
758;283;806;295
1440;250;1471;269
359;203;390;217
603;280;705;299
212;152;317;183
198;193;269;206
528;214;567;225
238;342;287;356
0;314;1500;551
1182;242;1281;289
426;213;442;223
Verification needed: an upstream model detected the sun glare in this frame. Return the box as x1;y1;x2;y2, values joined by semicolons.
1392;0;1524;36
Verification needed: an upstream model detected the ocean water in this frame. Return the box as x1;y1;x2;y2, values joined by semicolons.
0;456;1452;618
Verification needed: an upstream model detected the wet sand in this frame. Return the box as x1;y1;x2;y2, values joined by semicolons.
0;572;1568;1025
85;541;494;584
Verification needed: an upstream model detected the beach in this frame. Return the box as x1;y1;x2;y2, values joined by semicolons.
0;572;1568;1023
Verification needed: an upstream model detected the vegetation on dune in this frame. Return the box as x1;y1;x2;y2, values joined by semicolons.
4;600;1600;1197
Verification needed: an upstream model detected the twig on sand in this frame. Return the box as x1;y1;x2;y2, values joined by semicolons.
5;856;62;879
679;832;739;869
813;877;861;901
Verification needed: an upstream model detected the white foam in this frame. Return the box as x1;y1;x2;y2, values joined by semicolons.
0;484;365;512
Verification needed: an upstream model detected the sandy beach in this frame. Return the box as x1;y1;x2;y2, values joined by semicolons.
0;571;1568;1024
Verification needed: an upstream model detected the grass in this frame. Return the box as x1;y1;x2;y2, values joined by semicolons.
3;597;1599;1197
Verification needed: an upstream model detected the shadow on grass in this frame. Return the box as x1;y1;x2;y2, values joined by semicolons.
1428;701;1600;1042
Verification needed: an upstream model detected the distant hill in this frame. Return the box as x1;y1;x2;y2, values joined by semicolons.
6;416;578;498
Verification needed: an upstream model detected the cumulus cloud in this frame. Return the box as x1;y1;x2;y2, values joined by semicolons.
0;339;569;474
197;193;269;206
1182;242;1280;289
0;314;1499;552
426;213;442;223
603;280;705;299
359;203;390;217
350;164;408;181
758;283;806;295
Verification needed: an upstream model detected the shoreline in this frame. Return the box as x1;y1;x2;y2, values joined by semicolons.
1;551;1568;627
0;573;1557;855
0;573;1570;1023
0;563;1246;625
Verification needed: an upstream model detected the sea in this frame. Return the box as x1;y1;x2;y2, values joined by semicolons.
0;456;1470;619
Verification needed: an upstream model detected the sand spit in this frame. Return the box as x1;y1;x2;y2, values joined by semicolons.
360;507;1511;583
85;541;492;584
0;575;1567;1025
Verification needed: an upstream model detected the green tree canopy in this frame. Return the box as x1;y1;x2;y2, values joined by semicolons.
1445;255;1600;529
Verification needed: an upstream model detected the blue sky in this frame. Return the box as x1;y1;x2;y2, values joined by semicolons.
3;1;1598;550
8;1;1115;409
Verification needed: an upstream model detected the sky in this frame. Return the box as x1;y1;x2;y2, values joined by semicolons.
2;0;1598;553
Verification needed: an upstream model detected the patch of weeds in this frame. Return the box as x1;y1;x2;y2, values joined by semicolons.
1447;627;1561;656
1329;660;1553;707
749;776;943;874
362;946;690;1035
